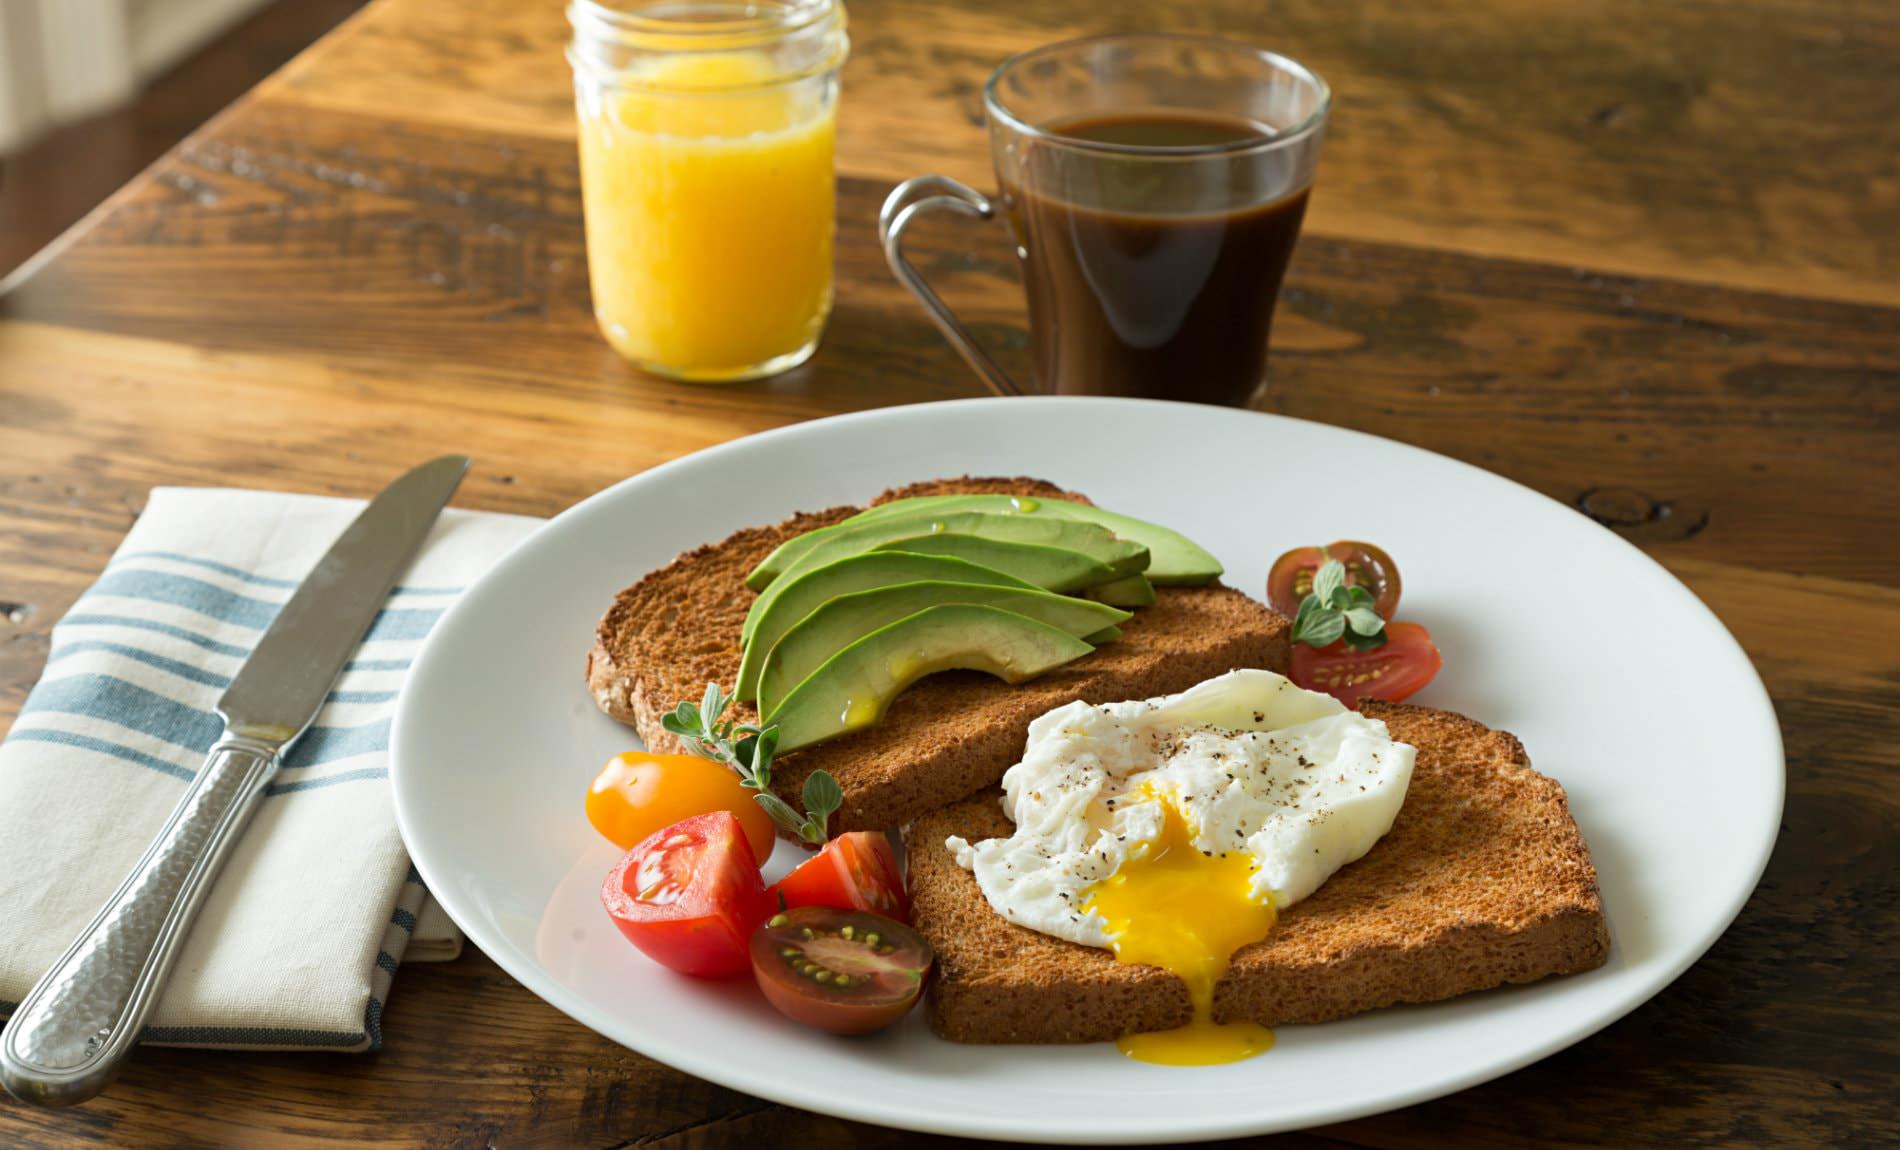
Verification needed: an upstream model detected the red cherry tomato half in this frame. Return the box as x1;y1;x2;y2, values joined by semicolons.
1267;541;1403;619
1290;621;1442;708
600;811;774;978
750;907;934;1035
773;831;910;923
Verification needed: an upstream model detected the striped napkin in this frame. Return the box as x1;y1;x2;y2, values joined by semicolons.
0;487;542;1050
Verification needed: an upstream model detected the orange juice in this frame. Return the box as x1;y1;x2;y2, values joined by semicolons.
576;51;839;380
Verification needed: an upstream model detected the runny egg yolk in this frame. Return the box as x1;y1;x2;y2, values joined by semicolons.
1082;792;1277;1065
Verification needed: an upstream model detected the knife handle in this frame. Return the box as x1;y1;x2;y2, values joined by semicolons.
0;733;280;1106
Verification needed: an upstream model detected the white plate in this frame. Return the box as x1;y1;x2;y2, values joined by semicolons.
391;397;1782;1144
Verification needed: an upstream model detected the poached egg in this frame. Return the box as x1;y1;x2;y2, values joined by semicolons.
948;669;1416;1064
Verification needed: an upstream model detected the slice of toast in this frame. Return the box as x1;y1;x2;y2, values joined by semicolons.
906;701;1610;1043
586;477;1289;834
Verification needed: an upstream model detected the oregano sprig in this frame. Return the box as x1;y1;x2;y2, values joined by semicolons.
1289;558;1388;651
660;682;842;845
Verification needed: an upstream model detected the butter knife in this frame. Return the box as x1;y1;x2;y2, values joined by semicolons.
0;455;469;1106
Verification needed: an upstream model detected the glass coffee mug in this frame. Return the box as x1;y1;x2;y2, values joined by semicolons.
880;34;1329;406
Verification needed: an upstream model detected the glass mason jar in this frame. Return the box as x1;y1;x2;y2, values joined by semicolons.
567;0;848;382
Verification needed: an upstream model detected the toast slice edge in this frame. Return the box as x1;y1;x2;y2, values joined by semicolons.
585;477;1291;833
906;701;1611;1044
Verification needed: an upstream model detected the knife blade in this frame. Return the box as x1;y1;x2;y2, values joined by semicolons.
0;456;469;1107
220;454;469;745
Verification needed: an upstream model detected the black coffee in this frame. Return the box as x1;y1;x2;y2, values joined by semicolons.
1001;111;1309;406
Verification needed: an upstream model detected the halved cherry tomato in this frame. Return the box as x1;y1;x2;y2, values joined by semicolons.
1290;621;1442;708
1267;541;1403;619
772;831;909;922
587;750;775;864
601;811;774;978
749;907;934;1034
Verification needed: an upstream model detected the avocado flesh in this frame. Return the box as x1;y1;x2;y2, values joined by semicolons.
1084;574;1157;607
746;506;1152;592
754;581;1129;716
741;511;1146;646
750;494;1221;587
734;552;1042;700
766;605;1096;752
869;535;1123;592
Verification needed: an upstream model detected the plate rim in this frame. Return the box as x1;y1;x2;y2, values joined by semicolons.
392;396;1785;1144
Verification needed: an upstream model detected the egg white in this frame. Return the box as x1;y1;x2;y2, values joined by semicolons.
948;669;1417;949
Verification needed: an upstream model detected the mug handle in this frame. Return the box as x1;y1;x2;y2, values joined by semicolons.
878;176;1026;397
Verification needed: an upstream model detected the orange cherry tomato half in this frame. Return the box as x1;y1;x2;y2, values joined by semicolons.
601;811;775;978
1267;541;1402;619
772;831;909;922
1290;621;1442;708
586;750;775;864
750;907;934;1034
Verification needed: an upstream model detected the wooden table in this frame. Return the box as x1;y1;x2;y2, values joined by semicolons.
1;0;1894;1145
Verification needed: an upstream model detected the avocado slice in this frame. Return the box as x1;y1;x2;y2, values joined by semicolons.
750;494;1221;587
734;551;1042;700
746;507;1152;592
868;535;1125;592
740;511;1146;645
765;604;1096;751
1083;574;1157;608
740;536;1125;653
754;582;1129;715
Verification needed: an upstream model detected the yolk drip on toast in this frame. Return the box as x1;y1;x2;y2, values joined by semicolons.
1082;792;1276;1065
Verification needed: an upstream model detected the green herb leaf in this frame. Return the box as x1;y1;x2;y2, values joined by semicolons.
802;770;843;823
1311;558;1345;605
1344;607;1385;635
753;792;808;839
1290;593;1322;636
674;682;830;842
1343;628;1389;652
1300;610;1346;648
732;731;758;768
752;727;780;780
1288;560;1389;651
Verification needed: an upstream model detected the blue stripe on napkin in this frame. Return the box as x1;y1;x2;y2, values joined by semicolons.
19;674;396;770
23;674;224;751
12;564;462;798
81;570;446;640
5;730;197;783
45;641;234;688
5;730;392;795
109;551;466;598
56;616;254;658
42;643;399;705
50;624;415;673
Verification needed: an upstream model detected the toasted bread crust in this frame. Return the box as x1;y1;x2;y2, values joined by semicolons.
906;702;1611;1043
586;478;1291;833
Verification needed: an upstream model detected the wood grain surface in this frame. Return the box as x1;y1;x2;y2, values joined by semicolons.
1;0;1895;1145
